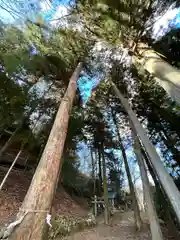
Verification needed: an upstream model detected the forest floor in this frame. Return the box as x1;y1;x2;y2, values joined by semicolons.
0;168;178;239
62;211;176;240
0;168;88;227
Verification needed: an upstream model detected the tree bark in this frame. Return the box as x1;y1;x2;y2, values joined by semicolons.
131;123;163;240
142;148;180;240
134;43;180;105
9;63;82;240
111;81;180;224
90;147;96;194
101;145;109;224
0;127;20;161
112;112;142;230
97;147;103;195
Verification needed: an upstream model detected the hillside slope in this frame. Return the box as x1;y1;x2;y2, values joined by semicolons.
0;168;88;226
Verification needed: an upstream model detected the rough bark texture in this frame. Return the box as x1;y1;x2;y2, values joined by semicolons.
101;146;109;225
135;43;180;105
112;113;142;230
9;63;82;240
111;81;180;224
131;124;163;240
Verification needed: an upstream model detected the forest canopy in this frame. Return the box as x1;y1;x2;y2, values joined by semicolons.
1;0;180;239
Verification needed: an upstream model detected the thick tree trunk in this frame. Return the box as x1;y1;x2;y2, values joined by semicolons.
111;81;180;224
9;63;82;240
0;127;20;161
101;145;109;224
134;43;180;105
131;123;163;240
112;112;142;230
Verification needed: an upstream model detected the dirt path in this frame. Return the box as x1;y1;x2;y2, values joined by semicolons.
63;211;152;240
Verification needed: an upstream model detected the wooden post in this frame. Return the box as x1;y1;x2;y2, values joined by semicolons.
91;196;104;217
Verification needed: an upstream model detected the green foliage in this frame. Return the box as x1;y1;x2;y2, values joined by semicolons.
153;28;180;69
0;25;30;75
75;0;157;45
0;72;27;130
1;0;180;218
49;214;96;239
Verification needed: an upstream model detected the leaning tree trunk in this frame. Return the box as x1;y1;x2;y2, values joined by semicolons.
8;63;82;240
131;122;163;240
134;43;180;105
101;144;109;224
0;127;20;161
142;148;180;240
0;148;23;191
111;81;180;224
112;112;142;230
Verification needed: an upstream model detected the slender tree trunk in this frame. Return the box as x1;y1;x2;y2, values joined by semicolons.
142;148;180;240
0;132;4;141
123;149;142;230
159;131;180;163
131;123;163;240
98;147;103;195
0;148;23;191
112;112;142;230
24;154;30;172
154;119;180;164
134;42;180;105
90;147;96;194
0;127;20;161
9;63;82;240
101;144;109;224
111;81;180;224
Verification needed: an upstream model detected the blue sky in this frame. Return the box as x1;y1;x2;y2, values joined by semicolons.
152;4;180;40
1;1;180;41
1;0;180;34
40;0;70;22
0;0;70;23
